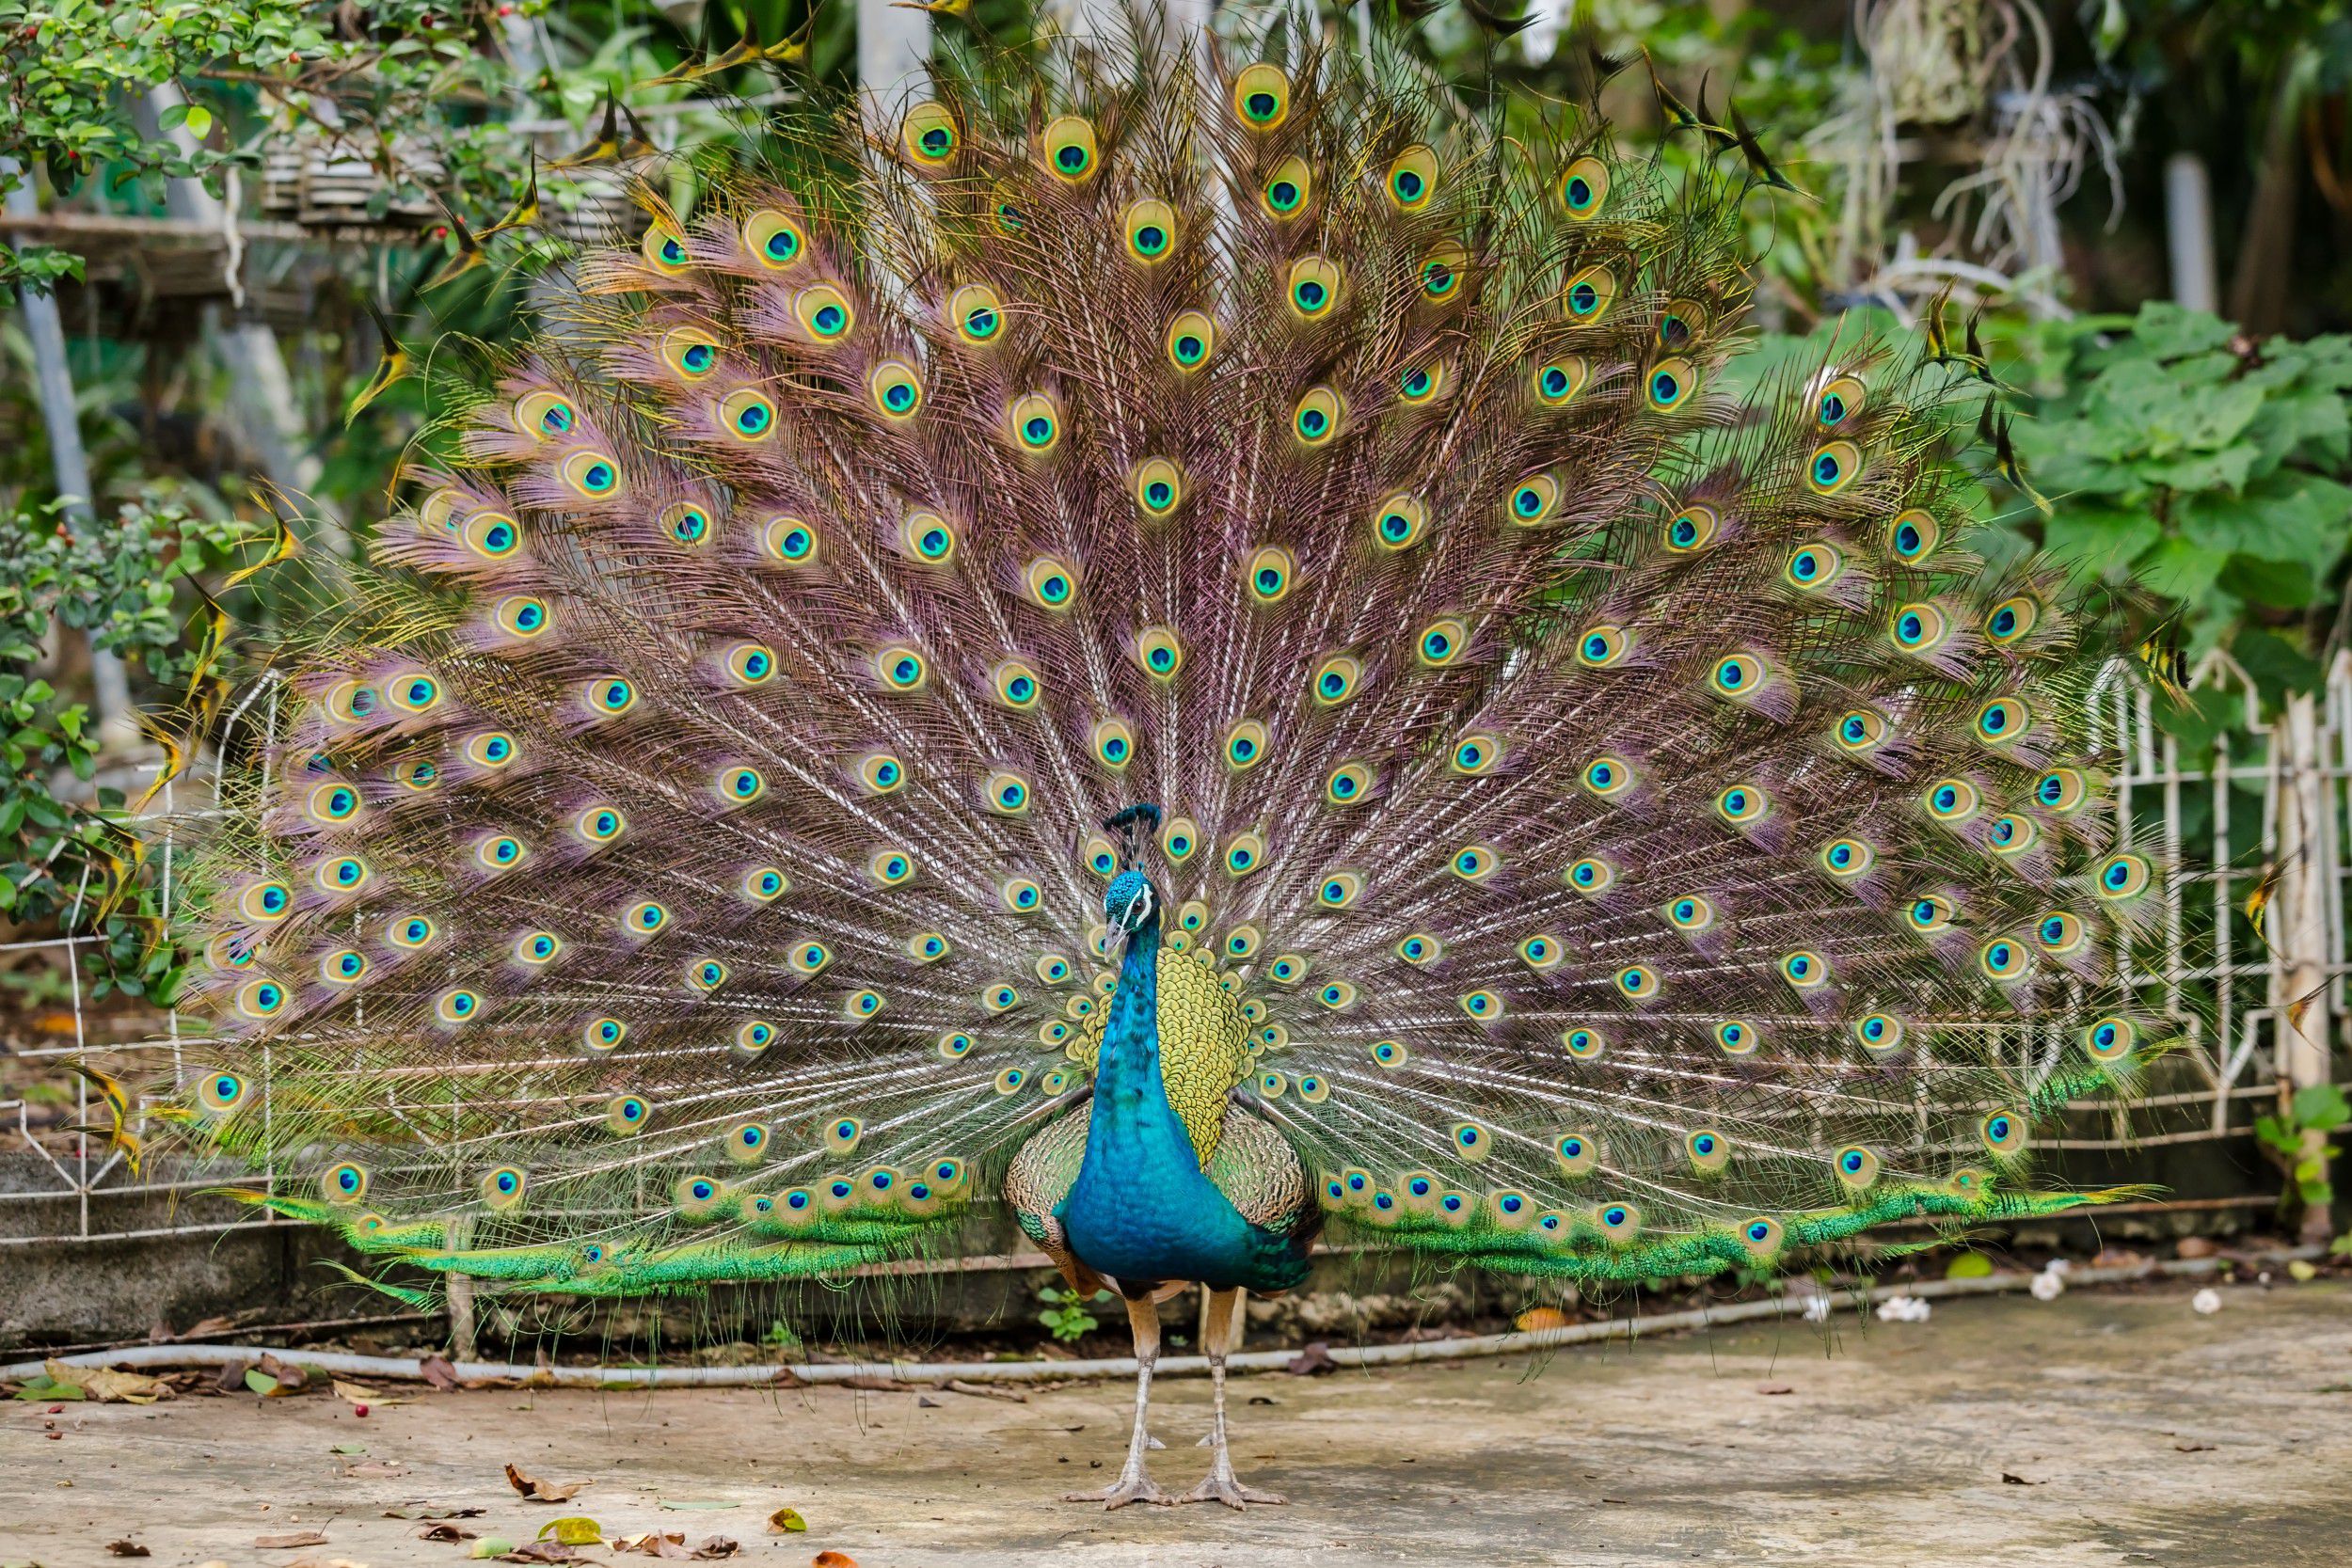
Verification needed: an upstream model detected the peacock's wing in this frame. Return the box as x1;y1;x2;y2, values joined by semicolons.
162;16;2156;1299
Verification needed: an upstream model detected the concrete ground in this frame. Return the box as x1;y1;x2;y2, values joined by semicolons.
5;1279;2348;1568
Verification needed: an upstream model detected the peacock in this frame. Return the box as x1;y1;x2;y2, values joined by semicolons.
151;10;2166;1511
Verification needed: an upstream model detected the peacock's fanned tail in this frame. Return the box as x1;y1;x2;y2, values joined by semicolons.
160;16;2168;1298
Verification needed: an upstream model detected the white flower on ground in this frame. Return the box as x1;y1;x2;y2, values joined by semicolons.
2029;1269;2065;1302
2192;1287;2223;1315
2044;1258;2074;1276
1802;1293;1833;1323
1875;1294;1931;1323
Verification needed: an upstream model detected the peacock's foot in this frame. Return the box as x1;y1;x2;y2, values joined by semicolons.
1178;1468;1287;1510
1064;1467;1174;1510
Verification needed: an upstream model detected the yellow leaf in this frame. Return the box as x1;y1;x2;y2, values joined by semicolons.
765;1508;806;1535
1513;1306;1569;1333
2289;1259;2318;1282
539;1517;603;1545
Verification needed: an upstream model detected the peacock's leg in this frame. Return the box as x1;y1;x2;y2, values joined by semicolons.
1063;1292;1172;1509
1180;1287;1286;1508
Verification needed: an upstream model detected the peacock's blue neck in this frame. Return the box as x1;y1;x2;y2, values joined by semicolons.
1079;911;1178;1187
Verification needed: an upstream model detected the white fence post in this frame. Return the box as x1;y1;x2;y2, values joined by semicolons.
2276;692;2337;1241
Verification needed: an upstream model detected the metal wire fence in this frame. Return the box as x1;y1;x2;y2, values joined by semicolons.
6;657;2345;1248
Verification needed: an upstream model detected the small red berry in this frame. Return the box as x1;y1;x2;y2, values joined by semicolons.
354;1403;369;1417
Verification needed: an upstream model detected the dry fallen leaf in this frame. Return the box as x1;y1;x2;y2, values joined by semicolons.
766;1508;807;1535
1513;1306;1570;1334
42;1361;171;1405
613;1532;694;1560
1756;1383;1796;1396
1283;1340;1338;1376
335;1379;410;1408
812;1552;857;1567
417;1524;477;1543
104;1541;150;1558
496;1543;584;1563
505;1463;585;1503
384;1506;486;1522
420;1355;463;1392
944;1379;1026;1403
255;1531;332;1549
689;1542;739;1561
258;1354;310;1393
342;1462;410;1480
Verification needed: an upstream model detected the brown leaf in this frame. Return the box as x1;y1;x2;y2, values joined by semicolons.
2174;1442;2217;1453
420;1354;463;1392
333;1378;409;1407
1755;1383;1796;1396
614;1533;693;1560
385;1506;486;1521
258;1354;310;1393
498;1542;585;1563
812;1554;857;1568
1999;1473;2042;1486
256;1530;333;1549
505;1463;585;1503
838;1374;919;1393
104;1541;151;1558
689;1540;739;1561
342;1461;410;1479
765;1509;807;1535
945;1379;1026;1403
1284;1340;1338;1376
215;1360;253;1395
418;1523;478;1542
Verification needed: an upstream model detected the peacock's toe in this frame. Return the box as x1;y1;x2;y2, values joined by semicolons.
1064;1473;1175;1510
1178;1472;1287;1510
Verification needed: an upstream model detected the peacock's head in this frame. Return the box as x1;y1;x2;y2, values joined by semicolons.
1101;802;1164;936
1104;868;1158;935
